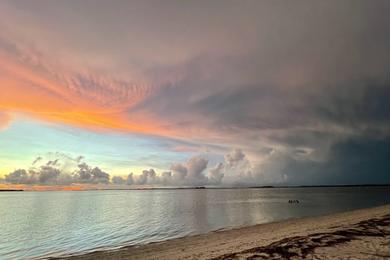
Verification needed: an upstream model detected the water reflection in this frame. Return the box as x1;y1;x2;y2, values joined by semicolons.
0;187;389;259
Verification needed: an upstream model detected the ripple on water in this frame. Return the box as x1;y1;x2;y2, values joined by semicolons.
1;187;390;259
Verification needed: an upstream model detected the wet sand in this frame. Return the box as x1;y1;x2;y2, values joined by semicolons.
60;204;390;259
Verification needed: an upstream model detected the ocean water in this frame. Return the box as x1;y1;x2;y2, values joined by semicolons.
1;186;389;259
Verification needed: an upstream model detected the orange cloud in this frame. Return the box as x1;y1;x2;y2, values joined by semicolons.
0;35;231;145
0;112;11;130
0;45;172;136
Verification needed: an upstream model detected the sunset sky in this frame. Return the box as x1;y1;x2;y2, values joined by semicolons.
1;0;389;188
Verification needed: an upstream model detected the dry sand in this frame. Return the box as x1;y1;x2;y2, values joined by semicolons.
60;204;390;260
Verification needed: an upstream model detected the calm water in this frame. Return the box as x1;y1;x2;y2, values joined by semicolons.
1;187;389;259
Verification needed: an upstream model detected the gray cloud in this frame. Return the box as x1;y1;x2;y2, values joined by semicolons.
1;1;389;186
225;149;245;168
126;173;134;185
292;137;390;185
123;156;220;186
5;169;35;184
38;165;61;184
134;169;158;185
186;157;208;184
223;139;390;186
170;163;188;182
5;140;390;187
123;1;390;176
5;155;111;185
166;156;209;185
111;176;126;185
5;166;69;185
73;163;110;184
208;163;224;185
32;156;42;165
46;159;59;167
160;171;172;185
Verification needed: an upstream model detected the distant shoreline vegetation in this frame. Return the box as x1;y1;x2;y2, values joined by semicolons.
1;184;389;192
91;184;390;191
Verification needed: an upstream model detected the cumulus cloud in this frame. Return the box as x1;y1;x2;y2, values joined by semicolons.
160;171;172;185
120;155;216;186
73;162;110;184
112;176;126;184
4;141;390;187
165;156;209;185
130;168;173;185
5;166;69;185
0;150;290;187
134;169;157;185
38;165;61;184
224;149;245;168
208;163;224;185
5;155;111;185
170;163;188;181
123;153;229;186
126;173;134;185
186;156;208;184
5;169;35;184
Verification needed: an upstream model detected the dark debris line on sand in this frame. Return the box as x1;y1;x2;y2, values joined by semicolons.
211;214;390;260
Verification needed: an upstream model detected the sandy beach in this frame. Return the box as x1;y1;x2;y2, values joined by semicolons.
58;204;390;260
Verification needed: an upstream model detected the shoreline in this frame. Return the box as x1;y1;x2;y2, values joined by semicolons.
58;204;390;259
1;184;390;192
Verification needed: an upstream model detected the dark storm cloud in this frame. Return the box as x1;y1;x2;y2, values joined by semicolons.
230;138;390;186
128;0;390;186
322;138;390;185
129;1;390;151
314;83;390;130
300;137;390;185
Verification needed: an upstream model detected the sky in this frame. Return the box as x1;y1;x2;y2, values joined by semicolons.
0;0;390;188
